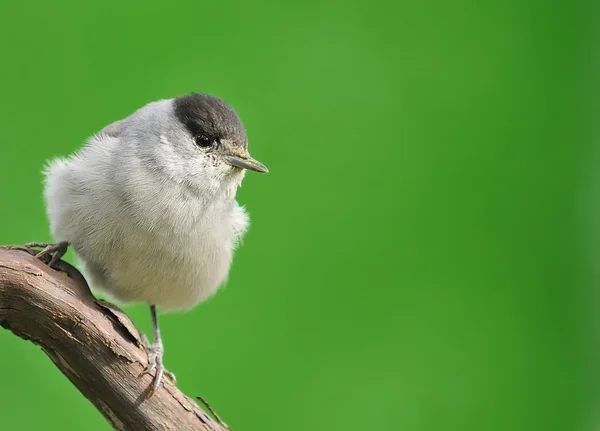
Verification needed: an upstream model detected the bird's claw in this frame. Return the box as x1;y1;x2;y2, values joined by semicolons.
25;241;69;268
141;340;176;399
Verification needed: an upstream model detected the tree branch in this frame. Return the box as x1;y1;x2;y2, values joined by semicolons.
0;246;228;431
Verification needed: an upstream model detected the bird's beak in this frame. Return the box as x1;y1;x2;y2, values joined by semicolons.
224;153;269;173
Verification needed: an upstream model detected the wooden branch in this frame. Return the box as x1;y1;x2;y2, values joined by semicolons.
0;246;228;431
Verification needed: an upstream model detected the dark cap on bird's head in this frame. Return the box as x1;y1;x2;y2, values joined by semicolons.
173;93;268;173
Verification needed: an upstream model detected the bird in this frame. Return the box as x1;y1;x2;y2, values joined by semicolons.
27;92;268;398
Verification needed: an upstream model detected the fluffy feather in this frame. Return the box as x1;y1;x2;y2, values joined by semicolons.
43;96;252;311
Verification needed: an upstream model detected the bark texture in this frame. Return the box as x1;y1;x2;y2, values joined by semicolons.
0;246;228;431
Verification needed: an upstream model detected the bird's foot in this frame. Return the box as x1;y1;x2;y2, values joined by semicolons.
140;334;177;399
25;241;69;268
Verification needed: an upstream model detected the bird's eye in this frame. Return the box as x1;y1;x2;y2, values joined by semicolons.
194;134;212;147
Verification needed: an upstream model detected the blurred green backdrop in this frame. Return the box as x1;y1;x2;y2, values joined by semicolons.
0;0;598;430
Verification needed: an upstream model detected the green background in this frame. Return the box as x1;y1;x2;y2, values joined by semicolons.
0;1;598;430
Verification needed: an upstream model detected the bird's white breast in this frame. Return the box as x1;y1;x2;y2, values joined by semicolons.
44;134;249;310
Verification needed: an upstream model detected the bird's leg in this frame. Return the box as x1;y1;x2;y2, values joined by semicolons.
142;304;176;398
25;241;69;268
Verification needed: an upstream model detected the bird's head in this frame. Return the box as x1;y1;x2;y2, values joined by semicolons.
111;92;268;196
173;93;268;175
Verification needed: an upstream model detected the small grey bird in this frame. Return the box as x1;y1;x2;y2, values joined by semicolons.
28;93;268;397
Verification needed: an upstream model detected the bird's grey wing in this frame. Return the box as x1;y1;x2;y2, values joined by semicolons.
99;119;125;137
